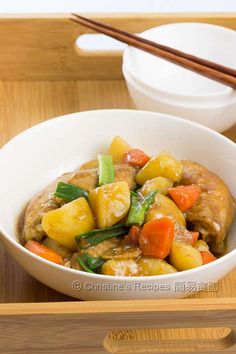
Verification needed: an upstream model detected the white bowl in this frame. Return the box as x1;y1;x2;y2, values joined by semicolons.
0;109;235;300
123;22;236;132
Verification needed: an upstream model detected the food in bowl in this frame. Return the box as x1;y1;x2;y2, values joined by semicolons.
19;135;235;277
0;109;235;300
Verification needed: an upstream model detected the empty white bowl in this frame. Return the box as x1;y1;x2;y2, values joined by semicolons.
0;109;235;300
123;23;236;132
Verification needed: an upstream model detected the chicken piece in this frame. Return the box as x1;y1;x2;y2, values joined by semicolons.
22;173;72;242
22;164;136;243
71;252;83;270
101;244;142;260
174;223;195;245
180;160;235;253
114;163;137;190
79;238;119;258
68;163;137;191
71;239;119;271
68;168;98;192
23;169;98;242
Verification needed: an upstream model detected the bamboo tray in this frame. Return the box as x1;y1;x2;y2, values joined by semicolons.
0;13;236;354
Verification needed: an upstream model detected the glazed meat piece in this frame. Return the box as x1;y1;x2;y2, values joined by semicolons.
79;238;119;258
22;164;136;243
68;168;98;191
71;238;119;270
69;163;137;191
174;223;195;244
22;173;72;243
71;253;83;271
23;168;100;242
180;160;235;253
114;163;137;190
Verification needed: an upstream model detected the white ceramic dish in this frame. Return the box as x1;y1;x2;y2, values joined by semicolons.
0;109;235;300
123;22;236;132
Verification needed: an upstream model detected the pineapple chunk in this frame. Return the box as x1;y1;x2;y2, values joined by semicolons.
109;136;131;163
136;152;183;185
42;198;95;250
89;181;130;228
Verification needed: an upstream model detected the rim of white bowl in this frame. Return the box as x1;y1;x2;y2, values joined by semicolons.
123;22;236;101
123;63;236;109
0;109;235;282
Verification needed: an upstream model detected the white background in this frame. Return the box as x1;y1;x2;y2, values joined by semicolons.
2;1;235;52
1;0;236;13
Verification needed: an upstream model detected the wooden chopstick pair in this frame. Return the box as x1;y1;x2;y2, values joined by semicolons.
70;14;236;89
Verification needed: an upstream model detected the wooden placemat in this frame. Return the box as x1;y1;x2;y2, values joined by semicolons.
0;79;235;303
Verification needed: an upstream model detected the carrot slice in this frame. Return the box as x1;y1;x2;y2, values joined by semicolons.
139;218;174;259
169;184;201;212
124;225;141;245
121;149;150;168
201;250;217;265
25;240;63;265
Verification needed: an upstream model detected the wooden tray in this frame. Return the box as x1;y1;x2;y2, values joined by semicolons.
0;13;236;354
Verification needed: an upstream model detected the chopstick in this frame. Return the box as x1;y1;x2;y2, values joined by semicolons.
70;14;236;89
